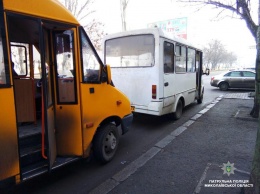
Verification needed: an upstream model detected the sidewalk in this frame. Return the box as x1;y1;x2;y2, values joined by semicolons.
90;93;258;194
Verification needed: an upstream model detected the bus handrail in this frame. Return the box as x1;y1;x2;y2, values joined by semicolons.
41;86;47;159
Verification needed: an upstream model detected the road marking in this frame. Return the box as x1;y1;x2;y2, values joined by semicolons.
234;110;240;118
199;108;210;114
190;114;202;120
235;168;250;175
182;120;195;127
193;163;211;194
155;134;176;149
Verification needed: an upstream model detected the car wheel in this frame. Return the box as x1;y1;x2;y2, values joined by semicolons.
173;99;183;120
219;82;229;91
93;123;119;164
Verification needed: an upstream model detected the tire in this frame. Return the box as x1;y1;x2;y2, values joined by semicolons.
93;123;119;164
219;82;229;91
173;100;183;120
197;89;204;104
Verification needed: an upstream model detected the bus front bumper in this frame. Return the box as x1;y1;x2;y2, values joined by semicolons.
121;113;133;135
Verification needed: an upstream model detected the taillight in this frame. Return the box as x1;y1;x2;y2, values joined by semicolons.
211;77;214;81
152;85;156;99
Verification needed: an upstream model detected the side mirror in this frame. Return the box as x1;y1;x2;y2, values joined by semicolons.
202;68;210;76
205;68;210;76
102;65;112;84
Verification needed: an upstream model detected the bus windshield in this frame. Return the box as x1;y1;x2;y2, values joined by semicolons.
105;34;155;67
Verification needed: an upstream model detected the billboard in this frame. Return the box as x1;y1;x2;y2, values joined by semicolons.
148;17;187;39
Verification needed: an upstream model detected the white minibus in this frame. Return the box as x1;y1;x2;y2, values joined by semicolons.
103;28;204;119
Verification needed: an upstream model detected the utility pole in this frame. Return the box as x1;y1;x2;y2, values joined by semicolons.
120;0;129;31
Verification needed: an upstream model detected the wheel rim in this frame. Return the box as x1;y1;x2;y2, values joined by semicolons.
220;83;228;90
103;131;117;154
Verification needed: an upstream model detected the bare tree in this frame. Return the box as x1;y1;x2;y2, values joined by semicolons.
59;0;104;50
203;39;237;69
224;51;237;68
120;0;129;31
203;39;225;69
178;1;260;193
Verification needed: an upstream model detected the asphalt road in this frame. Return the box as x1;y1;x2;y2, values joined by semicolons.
2;70;254;194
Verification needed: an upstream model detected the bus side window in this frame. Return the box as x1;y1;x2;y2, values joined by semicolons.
175;45;186;73
10;44;28;77
163;42;174;73
187;48;196;73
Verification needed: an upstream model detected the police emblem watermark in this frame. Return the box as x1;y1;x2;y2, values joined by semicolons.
203;162;253;188
221;161;236;176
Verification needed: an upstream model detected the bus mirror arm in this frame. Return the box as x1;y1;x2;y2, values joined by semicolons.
101;71;107;83
102;65;113;85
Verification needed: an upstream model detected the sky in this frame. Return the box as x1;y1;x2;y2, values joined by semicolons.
92;0;257;67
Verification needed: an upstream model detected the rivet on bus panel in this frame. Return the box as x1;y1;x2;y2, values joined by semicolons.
152;85;157;99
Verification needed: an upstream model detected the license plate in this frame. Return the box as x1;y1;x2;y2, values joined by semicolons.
131;106;135;111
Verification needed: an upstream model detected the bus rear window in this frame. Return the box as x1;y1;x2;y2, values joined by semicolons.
105;35;155;67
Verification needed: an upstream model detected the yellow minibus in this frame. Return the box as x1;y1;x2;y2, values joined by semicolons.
0;0;133;186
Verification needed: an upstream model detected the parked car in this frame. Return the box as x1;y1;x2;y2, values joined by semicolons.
210;70;255;91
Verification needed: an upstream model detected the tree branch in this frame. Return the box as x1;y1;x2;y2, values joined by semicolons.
177;0;258;41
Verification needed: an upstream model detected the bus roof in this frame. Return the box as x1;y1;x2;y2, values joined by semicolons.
104;28;202;51
3;0;79;25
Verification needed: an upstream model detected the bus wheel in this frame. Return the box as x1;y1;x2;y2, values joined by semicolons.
197;89;204;104
173;100;183;120
93;123;119;164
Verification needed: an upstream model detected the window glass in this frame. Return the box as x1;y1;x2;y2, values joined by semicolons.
0;35;8;85
243;71;255;77
55;30;76;103
224;72;231;77
106;35;155;67
10;44;42;79
33;46;41;79
10;44;28;77
80;29;101;83
195;52;200;70
175;45;186;73
176;45;181;56
229;71;242;77
43;30;52;106
163;42;174;73
187;48;195;72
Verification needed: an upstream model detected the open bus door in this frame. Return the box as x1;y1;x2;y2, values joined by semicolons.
196;50;204;104
6;14;57;181
52;28;82;157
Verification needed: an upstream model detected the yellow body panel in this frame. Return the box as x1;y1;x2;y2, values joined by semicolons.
3;0;79;25
80;83;131;157
0;88;19;180
55;104;83;155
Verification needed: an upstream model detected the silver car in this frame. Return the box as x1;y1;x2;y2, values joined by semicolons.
210;70;255;91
